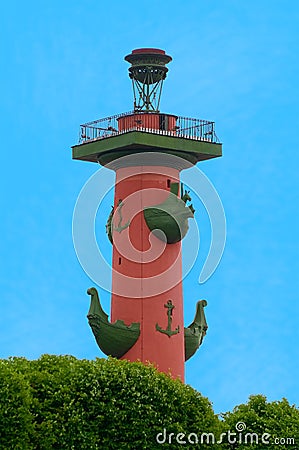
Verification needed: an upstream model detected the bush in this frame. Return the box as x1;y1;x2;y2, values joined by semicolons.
0;360;33;449
0;355;220;449
221;394;299;449
2;356;298;449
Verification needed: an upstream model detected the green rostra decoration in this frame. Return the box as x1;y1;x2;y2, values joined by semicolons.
143;182;195;244
106;206;114;244
87;287;140;358
184;300;208;361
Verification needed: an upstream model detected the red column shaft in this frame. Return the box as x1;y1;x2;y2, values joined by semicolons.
110;165;185;380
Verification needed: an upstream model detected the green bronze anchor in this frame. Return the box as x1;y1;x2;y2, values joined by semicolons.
113;199;130;233
156;300;180;337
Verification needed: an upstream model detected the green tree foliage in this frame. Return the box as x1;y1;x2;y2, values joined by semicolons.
221;394;299;449
0;361;33;449
0;355;220;449
1;356;299;449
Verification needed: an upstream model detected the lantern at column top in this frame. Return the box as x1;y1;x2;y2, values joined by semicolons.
124;48;172;112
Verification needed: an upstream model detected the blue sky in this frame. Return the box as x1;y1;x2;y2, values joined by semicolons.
0;1;298;414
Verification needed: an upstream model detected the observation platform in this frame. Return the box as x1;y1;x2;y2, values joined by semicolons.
72;111;222;166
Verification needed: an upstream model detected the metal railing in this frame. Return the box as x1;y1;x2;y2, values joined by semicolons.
78;111;220;144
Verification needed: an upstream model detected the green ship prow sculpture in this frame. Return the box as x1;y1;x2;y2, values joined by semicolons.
87;288;140;358
143;182;195;244
184;300;208;361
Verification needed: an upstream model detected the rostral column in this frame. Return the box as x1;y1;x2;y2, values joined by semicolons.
72;48;222;381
